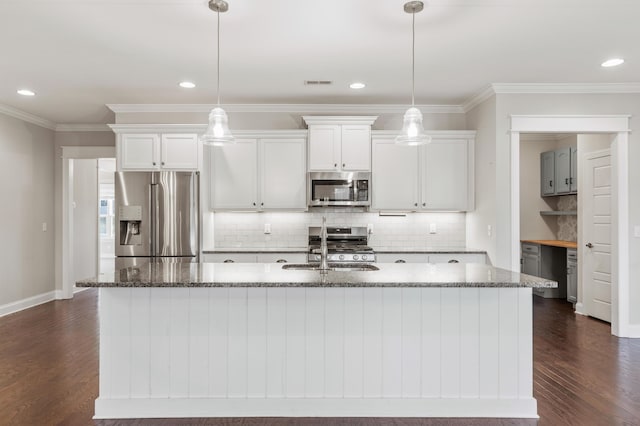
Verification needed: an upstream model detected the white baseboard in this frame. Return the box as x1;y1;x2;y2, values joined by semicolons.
623;324;640;338
74;286;89;294
94;397;538;419
0;290;57;318
575;302;587;315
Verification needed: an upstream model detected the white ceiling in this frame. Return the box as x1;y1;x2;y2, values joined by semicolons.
1;0;638;125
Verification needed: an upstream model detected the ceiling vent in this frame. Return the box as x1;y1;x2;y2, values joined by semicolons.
304;80;333;86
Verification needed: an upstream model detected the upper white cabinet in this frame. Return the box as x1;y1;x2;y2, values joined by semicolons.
303;116;377;172
210;134;307;211
372;131;475;212
117;133;199;171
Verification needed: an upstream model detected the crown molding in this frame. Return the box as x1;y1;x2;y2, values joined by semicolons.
462;86;496;113
302;116;378;126
108;124;307;138
372;130;477;139
107;103;465;115
0;103;56;130
55;124;111;132
492;82;640;94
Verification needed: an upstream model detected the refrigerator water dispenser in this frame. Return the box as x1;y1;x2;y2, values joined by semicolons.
119;205;142;246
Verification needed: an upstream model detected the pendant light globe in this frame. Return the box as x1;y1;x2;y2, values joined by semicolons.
395;1;431;146
201;0;235;146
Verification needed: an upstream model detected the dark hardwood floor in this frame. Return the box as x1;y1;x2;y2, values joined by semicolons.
1;289;639;426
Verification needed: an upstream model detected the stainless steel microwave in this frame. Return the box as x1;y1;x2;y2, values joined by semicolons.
308;172;370;207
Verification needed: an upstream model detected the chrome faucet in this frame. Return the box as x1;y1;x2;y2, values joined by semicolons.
320;216;329;271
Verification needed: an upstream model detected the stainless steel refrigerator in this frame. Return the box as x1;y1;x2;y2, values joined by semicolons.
115;171;199;268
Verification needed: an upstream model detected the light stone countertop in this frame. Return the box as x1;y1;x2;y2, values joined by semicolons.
77;261;555;289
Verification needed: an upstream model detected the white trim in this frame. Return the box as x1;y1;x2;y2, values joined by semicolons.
508;114;632;337
519;133;575;142
574;302;587;316
56;124;111;132
372;130;477;139
0;103;56;130
302;115;378;126
462;85;496;112
107;103;465;114
511;115;631;133
0;291;57;318
108;124;308;139
493;82;640;94
625;325;640;338
94;397;538;419
61;146;116;159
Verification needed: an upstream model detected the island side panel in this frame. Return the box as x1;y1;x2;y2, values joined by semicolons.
95;287;537;419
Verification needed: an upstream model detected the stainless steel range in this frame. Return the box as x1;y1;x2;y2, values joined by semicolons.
308;226;376;263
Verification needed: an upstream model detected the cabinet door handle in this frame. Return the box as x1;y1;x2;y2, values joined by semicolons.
448;259;460;263
276;259;287;263
261;202;264;206
395;260;406;263
223;259;235;263
253;202;256;206
422;202;426;207
153;162;157;166
414;203;418;207
549;180;553;187
570;177;573;184
342;163;345;168
162;161;165;166
586;243;593;248
565;178;569;184
334;163;337;168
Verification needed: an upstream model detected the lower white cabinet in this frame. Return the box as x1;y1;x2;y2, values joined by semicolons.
202;252;306;263
211;137;306;211
372;133;475;211
376;253;486;264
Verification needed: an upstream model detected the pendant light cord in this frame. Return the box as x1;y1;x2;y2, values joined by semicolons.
411;10;415;107
217;8;221;106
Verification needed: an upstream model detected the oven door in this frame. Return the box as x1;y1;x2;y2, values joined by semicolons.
308;172;370;207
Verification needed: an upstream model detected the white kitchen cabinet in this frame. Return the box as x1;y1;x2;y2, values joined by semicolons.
372;133;474;212
303;116;377;172
202;253;258;263
202;252;307;263
371;139;419;210
211;137;306;211
118;133;199;171
375;253;428;263
428;253;486;264
256;253;307;263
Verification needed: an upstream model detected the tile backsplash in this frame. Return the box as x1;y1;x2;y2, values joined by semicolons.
212;211;466;249
557;195;577;241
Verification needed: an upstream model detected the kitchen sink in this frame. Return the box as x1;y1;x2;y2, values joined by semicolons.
282;263;379;272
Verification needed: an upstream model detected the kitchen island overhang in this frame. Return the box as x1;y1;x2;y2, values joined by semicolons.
78;262;556;420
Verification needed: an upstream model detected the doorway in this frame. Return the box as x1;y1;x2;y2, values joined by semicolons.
509;115;631;337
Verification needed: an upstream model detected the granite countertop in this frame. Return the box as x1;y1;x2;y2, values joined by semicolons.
372;247;486;254
521;240;578;249
77;262;555;289
203;248;307;253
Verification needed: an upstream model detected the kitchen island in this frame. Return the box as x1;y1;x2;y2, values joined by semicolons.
78;262;555;420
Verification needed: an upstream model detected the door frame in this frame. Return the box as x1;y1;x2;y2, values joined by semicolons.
509;115;630;337
61;146;115;299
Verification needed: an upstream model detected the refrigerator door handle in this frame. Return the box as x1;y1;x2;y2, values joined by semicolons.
151;183;159;256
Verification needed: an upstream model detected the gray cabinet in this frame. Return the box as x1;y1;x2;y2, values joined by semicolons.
567;248;577;303
521;242;567;299
540;147;577;197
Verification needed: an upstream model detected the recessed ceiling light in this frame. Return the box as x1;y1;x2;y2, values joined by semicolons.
350;82;366;89
17;89;36;96
601;58;624;68
179;81;196;88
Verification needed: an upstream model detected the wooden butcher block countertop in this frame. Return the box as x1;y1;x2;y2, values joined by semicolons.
521;239;578;249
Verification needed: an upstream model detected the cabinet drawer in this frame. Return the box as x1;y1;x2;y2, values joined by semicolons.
202;253;257;263
428;253;486;264
567;248;577;261
522;243;540;254
256;253;307;263
376;253;428;263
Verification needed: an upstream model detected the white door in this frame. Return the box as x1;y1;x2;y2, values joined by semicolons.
421;139;469;211
211;139;258;210
340;125;371;171
260;138;307;210
371;138;419;210
308;125;340;171
161;134;199;170
583;150;612;323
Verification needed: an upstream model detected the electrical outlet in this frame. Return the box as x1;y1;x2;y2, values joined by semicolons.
429;223;437;234
487;225;492;237
264;223;271;234
42;222;47;232
635;225;640;238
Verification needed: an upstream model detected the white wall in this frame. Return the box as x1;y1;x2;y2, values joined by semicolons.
54;131;115;292
491;93;640;326
72;159;98;283
465;95;497;264
0;113;55;307
519;136;560;240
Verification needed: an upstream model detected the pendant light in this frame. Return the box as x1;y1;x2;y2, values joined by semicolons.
201;0;235;146
395;1;431;146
